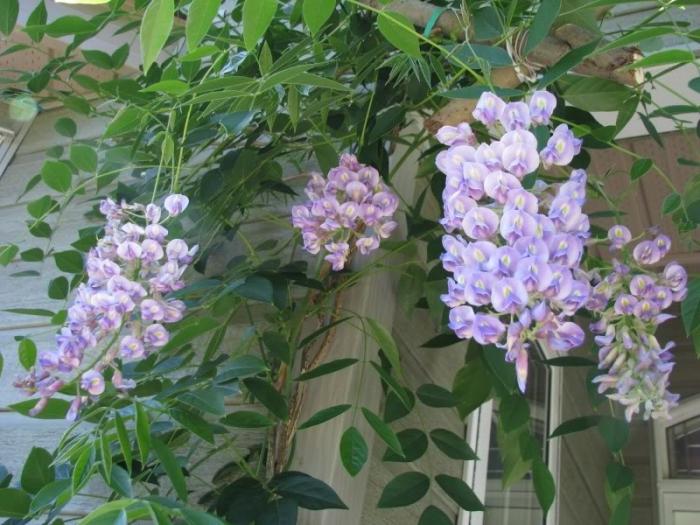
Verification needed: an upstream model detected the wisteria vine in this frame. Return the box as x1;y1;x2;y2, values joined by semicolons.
15;195;196;420
436;90;685;420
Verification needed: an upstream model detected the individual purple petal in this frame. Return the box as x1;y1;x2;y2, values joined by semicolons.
324;241;350;271
529;91;557;125
81;370;105;396
164;194;190;216
120;335;145;359
505;189;538;215
488;246;521;277
436;145;477;176
116;241;142;261
144;323;170;347
499;101;531;131
449;305;476;339
345;181;369;203
546;322;584;352
473;92;506;126
462;207;499;240
491;278;528;313
475;143;504;171
145;204;161;224
356;235;380;255
141;299;166;321
614;294;638;315
608;225;631;250
463;241;497;271
436;123;476;146
653;234;671;258
663;262;687;293
483;171;521;204
500;209;537;244
629;274;655;297
515;347;529;393
502;144;540;178
472;314;506;345
463;271;494;306
515;257;553;293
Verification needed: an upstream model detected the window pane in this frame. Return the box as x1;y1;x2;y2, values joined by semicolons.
484;359;550;525
667;414;700;478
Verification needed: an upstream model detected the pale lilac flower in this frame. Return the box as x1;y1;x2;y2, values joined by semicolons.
484;171;521;203
116;241;142;261
356;236;380;255
81;370;105;396
141;299;166;321
462;207;499;240
608;225;632;250
473;92;506;126
500;101;531;131
540;125;582;168
324;242;350;271
502;143;540;178
436;123;476;146
144;323;170;347
633;240;662;266
545;322;584;352
164;194;190;216
654;234;672;258
473;314;506;345
491;278;528;313
449;306;475;339
663;262;687;293
529;91;556;125
120;335;145;359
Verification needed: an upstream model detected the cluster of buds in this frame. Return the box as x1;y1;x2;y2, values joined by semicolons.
588;226;686;420
291;154;398;271
438;90;591;392
15;195;196;420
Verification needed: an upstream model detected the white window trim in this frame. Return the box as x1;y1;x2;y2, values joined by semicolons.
652;394;700;524
460;352;562;525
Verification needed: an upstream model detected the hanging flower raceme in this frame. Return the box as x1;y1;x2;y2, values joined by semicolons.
14;195;197;420
437;90;590;393
588;227;685;421
291;153;399;271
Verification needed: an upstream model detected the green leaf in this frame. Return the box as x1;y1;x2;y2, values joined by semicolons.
598;416;629;452
105;107;144;138
18;338;37;370
70;144;98;172
82;49;113;69
271;471;347;510
261;331;291;364
609;495;631;525
366;318;402;376
420;332;461;348
362;407;403;457
30;479;70;513
280;72;350;91
243;378;288;419
340;426;368;476
452;359;492;418
242;0;277;51
44;16;97;37
233;275;274;303
54;117;77;137
21;447;54;494
682;278;700;335
562;78;634;112
115;413;133;473
435;474;484;511
180;388;226;415
108;465;132;498
550;415;601;438
533;459;555;515
152;438;187;501
296;358;358;381
49;276;70;300
312;139;338;174
181;508;227;525
538;38;601;87
256;498;298;525
416;384;457;408
0;244;18;266
186;0;220;50
377;472;430;508
525;0;560;54
630;158;653;181
599;27;676;53
221;411;274;428
218;354;267;381
0;488;31;517
418;506;453;525
160;316;220;353
382;429;428;462
377;11;420;58
10;398;69;419
500;395;530;433
430;428;477;460
662;192;681;215
142;79;189;96
0;0;18;36
54;250;83;273
628;49;695;69
303;0;335;35
140;0;174;73
607;461;634;493
25;1;47;42
135;403;151;464
171;408;214;443
41;160;72;193
299;404;352;430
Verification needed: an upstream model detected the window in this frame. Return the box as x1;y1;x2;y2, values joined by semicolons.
461;351;561;525
0;99;36;179
667;415;700;479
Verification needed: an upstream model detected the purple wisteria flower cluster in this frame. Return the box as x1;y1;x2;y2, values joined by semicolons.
14;194;196;420
291;153;399;271
437;90;591;393
589;226;686;420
